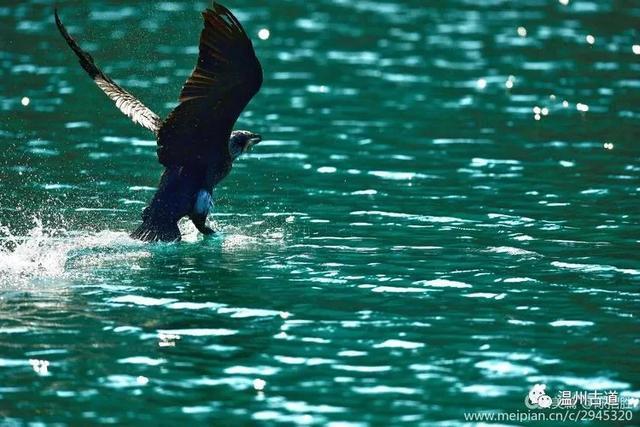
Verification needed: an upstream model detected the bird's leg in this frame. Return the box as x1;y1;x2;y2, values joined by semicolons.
192;216;216;235
190;189;216;236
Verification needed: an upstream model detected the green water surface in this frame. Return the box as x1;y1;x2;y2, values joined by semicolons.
1;0;639;425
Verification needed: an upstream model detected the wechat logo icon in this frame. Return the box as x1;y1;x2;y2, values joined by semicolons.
525;384;553;409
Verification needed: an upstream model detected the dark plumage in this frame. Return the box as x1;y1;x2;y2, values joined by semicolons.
55;2;263;242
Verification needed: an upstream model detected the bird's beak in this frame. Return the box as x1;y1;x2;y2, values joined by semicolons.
246;134;262;151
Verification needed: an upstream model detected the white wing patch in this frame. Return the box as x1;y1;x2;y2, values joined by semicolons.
55;10;162;135
95;77;162;133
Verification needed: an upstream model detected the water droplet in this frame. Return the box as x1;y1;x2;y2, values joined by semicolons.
541;107;549;116
603;142;614;150
562;100;569;108
586;35;595;45
632;45;640;55
258;28;270;40
534;114;541;121
576;103;589;112
21;97;30;106
517;27;527;37
559;0;569;5
136;376;149;385
533;106;541;114
476;78;487;90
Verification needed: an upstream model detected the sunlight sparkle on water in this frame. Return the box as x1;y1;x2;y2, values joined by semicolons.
517;26;527;37
21;96;30;106
633;45;640;55
476;78;487;90
586;35;595;45
158;333;180;347
576;103;589;112
29;359;50;376
258;28;270;40
505;76;515;89
559;0;569;4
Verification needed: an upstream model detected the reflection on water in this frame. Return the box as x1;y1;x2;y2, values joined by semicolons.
1;0;639;424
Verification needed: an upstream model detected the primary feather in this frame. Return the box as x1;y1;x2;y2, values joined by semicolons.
157;3;263;168
54;10;162;134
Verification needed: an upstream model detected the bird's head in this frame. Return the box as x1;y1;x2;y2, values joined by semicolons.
229;130;262;160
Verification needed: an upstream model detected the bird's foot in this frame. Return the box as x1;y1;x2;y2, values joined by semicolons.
200;225;216;236
190;214;216;237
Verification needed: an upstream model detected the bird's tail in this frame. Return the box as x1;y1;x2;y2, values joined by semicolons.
130;207;181;243
130;219;181;243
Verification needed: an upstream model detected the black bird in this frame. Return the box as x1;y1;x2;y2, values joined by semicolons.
55;2;263;242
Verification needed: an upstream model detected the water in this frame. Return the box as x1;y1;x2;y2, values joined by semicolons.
1;0;639;424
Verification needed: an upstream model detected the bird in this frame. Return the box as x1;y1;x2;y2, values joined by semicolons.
54;2;263;242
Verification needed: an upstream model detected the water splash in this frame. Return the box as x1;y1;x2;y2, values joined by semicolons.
0;215;291;288
177;217;288;249
0;218;145;288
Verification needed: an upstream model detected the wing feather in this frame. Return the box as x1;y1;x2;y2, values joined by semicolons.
55;10;162;134
157;2;263;167
179;2;262;105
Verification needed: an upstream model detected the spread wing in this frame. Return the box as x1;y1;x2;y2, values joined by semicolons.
157;2;263;167
54;10;162;134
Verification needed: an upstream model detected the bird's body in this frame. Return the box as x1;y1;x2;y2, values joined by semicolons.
131;167;214;242
55;2;263;242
